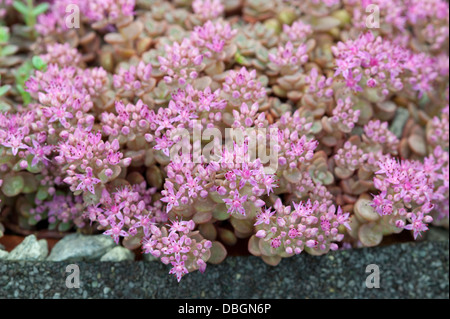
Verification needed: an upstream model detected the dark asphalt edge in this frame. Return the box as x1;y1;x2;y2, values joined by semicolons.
0;241;448;298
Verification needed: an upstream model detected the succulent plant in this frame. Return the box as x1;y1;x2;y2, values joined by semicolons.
0;0;448;282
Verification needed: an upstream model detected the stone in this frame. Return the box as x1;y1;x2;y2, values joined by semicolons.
100;246;135;262
0;250;9;260
47;233;115;262
7;235;48;261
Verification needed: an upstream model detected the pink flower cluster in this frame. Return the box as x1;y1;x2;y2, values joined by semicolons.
147;84;226;156
101;100;153;145
269;42;309;74
221;66;267;107
332;32;438;97
190;20;237;59
348;0;449;51
192;0;224;21
158;39;204;87
30;193;85;228
1;0;448;283
56;128;131;195
427;105;449;150
0;111;39;158
26;63;108;134
334;141;368;174
86;0;135;24
254;198;349;255
113;62;154;99
363;120;399;155
371;146;449;239
87;182;166;244
142;219;212;282
330;97;360;133
304;68;334;99
161;141;278;217
40;43;83;68
282;20;313;44
36;0;135;35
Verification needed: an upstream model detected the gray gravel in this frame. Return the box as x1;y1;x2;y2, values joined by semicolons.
0;241;447;298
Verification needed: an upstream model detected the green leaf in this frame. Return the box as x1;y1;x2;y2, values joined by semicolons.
0;85;11;97
16;84;32;105
32;56;46;70
32;2;49;16
1;174;25;197
1;45;19;57
13;1;30;16
0;101;11;112
36;186;49;201
0;26;10;43
28;216;39;226
58;222;73;232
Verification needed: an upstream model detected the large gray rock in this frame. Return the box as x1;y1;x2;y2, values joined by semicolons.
7;235;48;261
100;246;135;262
0;250;8;260
47;233;115;262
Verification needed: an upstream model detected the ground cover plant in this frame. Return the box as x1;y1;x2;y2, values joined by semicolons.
0;0;448;282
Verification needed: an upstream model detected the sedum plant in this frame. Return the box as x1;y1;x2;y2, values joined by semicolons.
0;0;448;282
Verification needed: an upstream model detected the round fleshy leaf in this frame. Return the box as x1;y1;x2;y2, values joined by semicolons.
346;215;360;239
104;33;126;44
119;21;143;41
359;223;383;247
123;234;143;250
36;186;49;201
355;198;379;222
408;134;426;156
194;198;216;213
261;255;282;266
313;17;341;31
209;191;225;204
212;204;230;221
1;174;24;197
146;165;163;189
20;172;38;194
283;168;301;184
218;228;237;246
248;235;261;256
193;210;213;224
28;216;38;226
126;171;145;185
58;222;72;232
304;247;329;256
199;223;217;241
335;167;353;179
230;216;254;235
258;238;275;257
